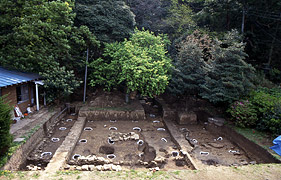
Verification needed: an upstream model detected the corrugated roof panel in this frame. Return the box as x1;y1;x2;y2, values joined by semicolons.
0;67;41;87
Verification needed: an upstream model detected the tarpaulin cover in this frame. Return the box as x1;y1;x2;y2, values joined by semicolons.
270;135;281;156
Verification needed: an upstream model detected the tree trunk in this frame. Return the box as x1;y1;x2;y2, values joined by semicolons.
267;22;280;66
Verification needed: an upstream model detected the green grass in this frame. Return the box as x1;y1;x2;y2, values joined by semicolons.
55;170;81;176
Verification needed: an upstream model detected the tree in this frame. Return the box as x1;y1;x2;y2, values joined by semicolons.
125;0;170;34
74;0;136;43
89;28;172;97
0;0;99;102
0;0;76;72
165;0;196;39
168;29;256;103
0;97;12;156
199;30;256;103
168;30;212;95
40;65;82;102
191;0;281;72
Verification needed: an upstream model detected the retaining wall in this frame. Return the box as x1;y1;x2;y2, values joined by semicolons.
2;107;67;170
79;101;146;121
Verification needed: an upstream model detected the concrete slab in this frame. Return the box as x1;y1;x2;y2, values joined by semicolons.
13;138;25;142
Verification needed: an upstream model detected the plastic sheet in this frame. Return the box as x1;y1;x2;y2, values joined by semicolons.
270;135;281;156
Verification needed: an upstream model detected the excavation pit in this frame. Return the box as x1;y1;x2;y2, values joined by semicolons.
84;127;93;131
79;139;87;143
59;127;67;131
23;114;77;170
68;119;188;170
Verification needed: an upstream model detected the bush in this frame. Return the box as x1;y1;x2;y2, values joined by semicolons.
249;87;281;115
227;100;258;127
228;87;281;135
0;97;13;155
257;104;281;136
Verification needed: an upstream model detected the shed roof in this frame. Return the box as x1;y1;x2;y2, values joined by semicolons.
0;67;41;88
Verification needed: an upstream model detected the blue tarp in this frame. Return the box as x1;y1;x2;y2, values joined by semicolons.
270;135;281;156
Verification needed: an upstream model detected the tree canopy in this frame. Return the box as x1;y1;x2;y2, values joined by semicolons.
74;0;136;43
89;29;172;97
0;0;280;104
0;0;99;101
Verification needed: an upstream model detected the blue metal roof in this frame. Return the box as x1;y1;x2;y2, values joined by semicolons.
0;67;41;87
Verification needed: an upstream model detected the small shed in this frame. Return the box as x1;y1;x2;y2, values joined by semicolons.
0;67;42;114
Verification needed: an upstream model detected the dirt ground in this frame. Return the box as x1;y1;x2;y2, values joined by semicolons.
4;91;280;179
178;124;258;166
25;114;77;169
1;164;281;180
70;118;188;170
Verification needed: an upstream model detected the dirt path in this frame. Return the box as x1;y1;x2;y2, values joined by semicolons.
10;107;59;139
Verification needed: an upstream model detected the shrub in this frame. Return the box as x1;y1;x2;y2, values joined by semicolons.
0;97;13;155
227;100;258;127
257;104;281;136
252;87;281;135
249;87;281;115
229;87;281;135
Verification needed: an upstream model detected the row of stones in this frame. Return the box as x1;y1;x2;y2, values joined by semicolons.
108;131;140;142
69;155;113;165
64;164;122;171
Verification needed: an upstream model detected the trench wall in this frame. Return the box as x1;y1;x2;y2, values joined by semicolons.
2;107;67;171
158;98;280;165
79;103;146;121
206;124;281;164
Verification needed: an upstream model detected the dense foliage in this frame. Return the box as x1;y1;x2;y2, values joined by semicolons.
190;0;281;73
89;29;172;97
168;30;256;103
0;0;99;102
75;0;136;43
228;87;281;136
227;100;258;128
0;97;12;155
200;30;256;103
40;66;81;102
168;30;211;95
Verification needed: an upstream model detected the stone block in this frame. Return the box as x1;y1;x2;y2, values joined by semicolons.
208;117;225;126
177;112;197;125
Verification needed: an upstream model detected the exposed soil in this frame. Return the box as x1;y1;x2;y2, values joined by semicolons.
177;124;256;166
88;90;141;111
5;91;281;180
69;118;188;169
24;114;77;170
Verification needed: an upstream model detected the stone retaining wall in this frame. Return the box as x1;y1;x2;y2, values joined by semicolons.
2;107;67;170
79;99;146;121
156;98;177;122
79;109;146;121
